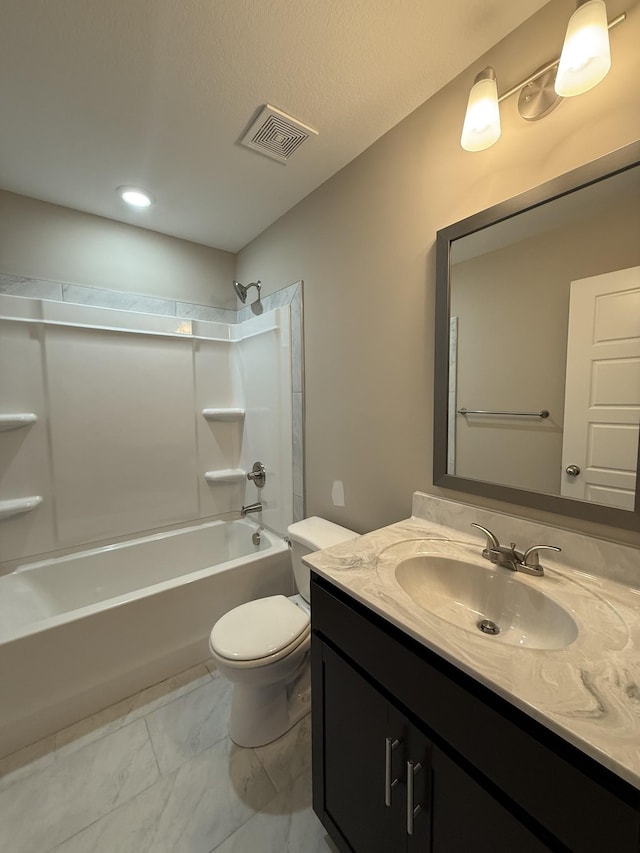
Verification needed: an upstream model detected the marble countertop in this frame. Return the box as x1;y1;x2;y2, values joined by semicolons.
305;515;640;791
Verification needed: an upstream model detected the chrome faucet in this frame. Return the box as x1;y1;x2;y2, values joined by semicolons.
247;461;266;488
241;501;262;517
471;523;560;577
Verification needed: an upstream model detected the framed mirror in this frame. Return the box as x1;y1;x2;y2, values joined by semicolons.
434;141;640;531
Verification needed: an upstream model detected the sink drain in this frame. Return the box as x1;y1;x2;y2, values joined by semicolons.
478;619;500;636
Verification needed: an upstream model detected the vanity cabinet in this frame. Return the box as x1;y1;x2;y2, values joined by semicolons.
311;574;640;853
321;643;431;851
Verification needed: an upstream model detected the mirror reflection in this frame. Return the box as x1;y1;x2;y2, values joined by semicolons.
444;161;640;513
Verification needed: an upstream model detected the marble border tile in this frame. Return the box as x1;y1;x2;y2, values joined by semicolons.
62;283;176;316
293;391;304;502
0;273;62;300
293;494;305;523
290;286;303;394
290;284;305;519
176;302;237;323
237;281;305;521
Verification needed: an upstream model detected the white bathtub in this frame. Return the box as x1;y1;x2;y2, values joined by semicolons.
0;519;293;758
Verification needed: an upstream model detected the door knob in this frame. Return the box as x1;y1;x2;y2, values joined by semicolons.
565;465;581;476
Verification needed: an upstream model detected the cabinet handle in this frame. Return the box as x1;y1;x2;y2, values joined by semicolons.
406;760;423;836
384;737;400;807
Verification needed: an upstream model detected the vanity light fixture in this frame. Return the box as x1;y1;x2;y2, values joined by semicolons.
460;68;501;153
117;186;154;208
555;0;612;96
460;2;625;152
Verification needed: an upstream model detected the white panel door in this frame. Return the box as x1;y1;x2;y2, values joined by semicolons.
561;267;640;509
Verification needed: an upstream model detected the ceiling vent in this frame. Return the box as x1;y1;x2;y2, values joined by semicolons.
240;105;318;163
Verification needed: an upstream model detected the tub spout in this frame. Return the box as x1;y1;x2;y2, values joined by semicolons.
241;502;262;517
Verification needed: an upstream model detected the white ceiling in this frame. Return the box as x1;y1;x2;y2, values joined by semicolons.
0;0;549;253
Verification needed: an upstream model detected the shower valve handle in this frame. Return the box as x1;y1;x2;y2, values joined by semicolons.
247;461;266;488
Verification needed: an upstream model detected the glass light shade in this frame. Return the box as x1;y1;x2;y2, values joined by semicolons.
460;70;501;152
555;0;611;97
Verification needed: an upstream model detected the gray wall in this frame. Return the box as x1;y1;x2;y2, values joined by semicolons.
236;0;640;547
0;190;236;309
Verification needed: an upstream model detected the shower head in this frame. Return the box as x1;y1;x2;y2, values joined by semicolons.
233;280;262;304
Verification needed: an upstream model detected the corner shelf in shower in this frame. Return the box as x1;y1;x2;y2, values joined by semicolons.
204;469;246;484
202;408;245;422
0;496;43;520
0;414;37;432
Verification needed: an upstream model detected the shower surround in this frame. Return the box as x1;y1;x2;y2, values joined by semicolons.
0;285;302;567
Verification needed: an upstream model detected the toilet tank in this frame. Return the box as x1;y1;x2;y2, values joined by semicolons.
287;516;359;602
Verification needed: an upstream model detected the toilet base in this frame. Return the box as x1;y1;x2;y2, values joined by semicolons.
228;661;311;748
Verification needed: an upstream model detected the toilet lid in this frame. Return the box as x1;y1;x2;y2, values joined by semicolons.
210;595;310;661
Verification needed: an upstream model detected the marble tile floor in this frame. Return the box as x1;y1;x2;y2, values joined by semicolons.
0;661;338;853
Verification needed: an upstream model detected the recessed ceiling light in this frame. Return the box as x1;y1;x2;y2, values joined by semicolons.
117;186;154;208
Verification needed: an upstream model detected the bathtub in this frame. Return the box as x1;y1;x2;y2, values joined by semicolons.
0;519;293;759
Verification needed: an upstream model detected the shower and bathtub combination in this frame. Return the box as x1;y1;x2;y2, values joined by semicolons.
0;286;299;758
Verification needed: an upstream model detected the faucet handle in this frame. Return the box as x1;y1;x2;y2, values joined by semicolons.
471;523;500;550
247;461;266;488
522;544;561;570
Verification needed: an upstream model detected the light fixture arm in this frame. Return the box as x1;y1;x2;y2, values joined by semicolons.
496;11;625;104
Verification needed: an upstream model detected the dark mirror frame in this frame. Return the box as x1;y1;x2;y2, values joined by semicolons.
434;141;640;531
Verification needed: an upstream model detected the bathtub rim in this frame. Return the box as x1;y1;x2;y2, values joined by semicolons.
0;518;289;646
12;515;278;573
0;511;277;576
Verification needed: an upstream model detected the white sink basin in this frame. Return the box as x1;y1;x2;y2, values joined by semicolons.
395;555;578;650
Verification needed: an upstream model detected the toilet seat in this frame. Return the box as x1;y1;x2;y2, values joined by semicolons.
211;628;311;672
209;595;310;664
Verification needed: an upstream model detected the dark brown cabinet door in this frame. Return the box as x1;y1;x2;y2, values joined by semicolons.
321;643;402;852
431;747;550;853
320;642;434;852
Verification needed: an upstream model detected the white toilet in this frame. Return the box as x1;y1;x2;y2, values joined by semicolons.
208;517;358;748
